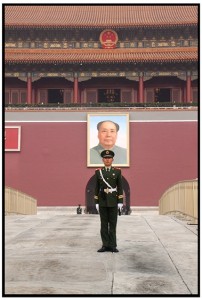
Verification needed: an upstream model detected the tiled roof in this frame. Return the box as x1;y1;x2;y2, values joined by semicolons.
5;5;198;28
5;48;197;64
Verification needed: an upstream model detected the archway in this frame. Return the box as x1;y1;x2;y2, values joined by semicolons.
85;175;130;214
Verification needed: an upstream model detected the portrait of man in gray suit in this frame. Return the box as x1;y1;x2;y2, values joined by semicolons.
88;114;129;166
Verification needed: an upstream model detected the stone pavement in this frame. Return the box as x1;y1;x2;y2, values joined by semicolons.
4;208;198;296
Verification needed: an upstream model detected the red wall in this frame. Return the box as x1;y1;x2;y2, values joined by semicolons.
130;122;197;205
5;121;198;206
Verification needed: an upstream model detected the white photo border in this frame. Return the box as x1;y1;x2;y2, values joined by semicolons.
87;113;129;167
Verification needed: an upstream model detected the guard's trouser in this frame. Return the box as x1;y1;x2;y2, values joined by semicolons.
99;206;118;248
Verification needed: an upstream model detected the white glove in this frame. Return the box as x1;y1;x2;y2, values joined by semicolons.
96;204;99;212
118;203;123;210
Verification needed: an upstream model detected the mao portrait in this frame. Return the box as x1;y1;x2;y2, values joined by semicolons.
87;113;129;167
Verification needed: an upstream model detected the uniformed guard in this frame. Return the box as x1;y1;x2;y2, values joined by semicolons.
94;150;123;253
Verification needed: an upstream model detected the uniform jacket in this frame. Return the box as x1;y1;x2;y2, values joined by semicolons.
90;144;127;165
94;167;123;207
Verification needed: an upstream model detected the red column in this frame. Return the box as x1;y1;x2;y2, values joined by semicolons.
139;73;144;103
183;85;186;103
186;71;191;103
73;74;78;103
27;73;32;104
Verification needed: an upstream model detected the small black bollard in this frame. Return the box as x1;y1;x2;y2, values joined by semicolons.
76;204;82;214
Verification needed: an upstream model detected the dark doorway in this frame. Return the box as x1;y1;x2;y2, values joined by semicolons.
98;89;120;103
85;175;130;214
48;89;64;103
155;88;171;102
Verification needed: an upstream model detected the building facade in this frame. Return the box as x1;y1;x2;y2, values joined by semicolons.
4;5;198;209
5;5;198;105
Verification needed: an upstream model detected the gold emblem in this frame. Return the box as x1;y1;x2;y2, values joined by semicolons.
105;188;109;194
100;29;118;49
106;150;109;154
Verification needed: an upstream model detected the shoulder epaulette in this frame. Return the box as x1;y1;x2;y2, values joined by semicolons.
95;168;102;171
114;167;121;170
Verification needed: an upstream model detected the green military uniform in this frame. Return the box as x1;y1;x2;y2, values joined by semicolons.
94;150;123;249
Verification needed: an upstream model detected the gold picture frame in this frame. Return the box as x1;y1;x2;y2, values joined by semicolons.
87;113;129;167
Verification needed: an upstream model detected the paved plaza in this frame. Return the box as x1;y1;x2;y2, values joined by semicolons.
4;208;198;296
